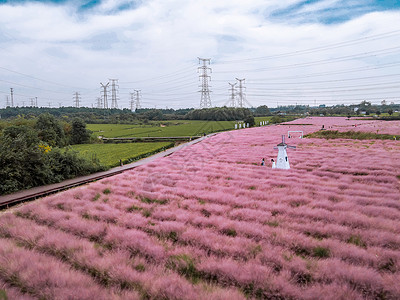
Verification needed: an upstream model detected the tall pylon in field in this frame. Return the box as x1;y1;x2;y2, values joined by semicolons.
134;90;141;110
73;92;81;108
235;78;245;108
198;58;212;108
96;97;102;109
130;92;135;111
109;79;119;109
228;82;236;107
10;88;14;107
100;82;109;109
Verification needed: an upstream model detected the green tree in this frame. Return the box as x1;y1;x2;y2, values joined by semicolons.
0;126;52;194
255;105;270;116
388;109;393;116
70;118;91;144
35;113;66;147
244;115;255;127
0;125;105;195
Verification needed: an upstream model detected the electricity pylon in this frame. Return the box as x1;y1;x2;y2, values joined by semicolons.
198;57;212;108
235;78;246;108
228;82;237;107
100;82;109;109
130;92;135;111
73;92;81;108
109;79;119;109
10;88;14;107
96;97;102;109
134;90;141;110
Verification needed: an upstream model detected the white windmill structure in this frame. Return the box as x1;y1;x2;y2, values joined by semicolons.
273;135;296;169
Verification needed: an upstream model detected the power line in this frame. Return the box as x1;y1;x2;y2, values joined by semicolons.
215;46;400;74
217;29;400;64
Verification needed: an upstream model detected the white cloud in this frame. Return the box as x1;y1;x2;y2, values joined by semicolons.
0;0;399;108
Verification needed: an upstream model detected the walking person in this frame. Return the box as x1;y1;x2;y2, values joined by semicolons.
261;158;265;166
271;158;276;169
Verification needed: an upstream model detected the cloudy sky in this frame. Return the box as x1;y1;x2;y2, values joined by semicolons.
1;0;400;109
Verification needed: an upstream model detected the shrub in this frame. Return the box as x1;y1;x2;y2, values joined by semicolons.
166;254;199;283
312;246;330;258
347;235;367;248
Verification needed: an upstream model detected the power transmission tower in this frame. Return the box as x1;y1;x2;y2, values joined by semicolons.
129;92;135;111
10;88;14;107
35;97;38;107
235;78;246;108
96;97;103;109
5;96;10;107
228;82;237;107
134;90;141;110
100;82;110;109
109;79;119;109
73;92;81;108
30;98;36;107
198;57;212;108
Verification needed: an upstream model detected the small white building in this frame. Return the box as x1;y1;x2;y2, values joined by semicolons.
274;135;296;169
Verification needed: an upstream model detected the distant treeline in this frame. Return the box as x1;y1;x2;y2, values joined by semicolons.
274;101;399;116
185;107;253;121
0;107;139;124
1;101;398;123
0;106;263;122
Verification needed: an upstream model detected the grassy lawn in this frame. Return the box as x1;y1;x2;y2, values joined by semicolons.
87;120;238;138
306;130;400;140
71;142;173;168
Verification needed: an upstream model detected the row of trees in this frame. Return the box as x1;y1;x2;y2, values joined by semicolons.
0;113;92;146
185;107;254;121
0;114;102;195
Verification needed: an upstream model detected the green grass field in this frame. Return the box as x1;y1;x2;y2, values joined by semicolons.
71;142;173;168
87;118;284;138
87;120;239;138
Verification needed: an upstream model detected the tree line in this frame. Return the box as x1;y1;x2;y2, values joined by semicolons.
0;114;104;195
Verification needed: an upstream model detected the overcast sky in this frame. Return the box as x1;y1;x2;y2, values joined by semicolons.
1;0;400;109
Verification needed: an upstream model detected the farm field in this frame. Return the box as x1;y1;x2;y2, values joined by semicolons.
88;117;281;138
71;142;173;168
1;117;399;299
87;120;237;138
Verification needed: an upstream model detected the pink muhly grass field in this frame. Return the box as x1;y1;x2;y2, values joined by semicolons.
0;117;399;299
